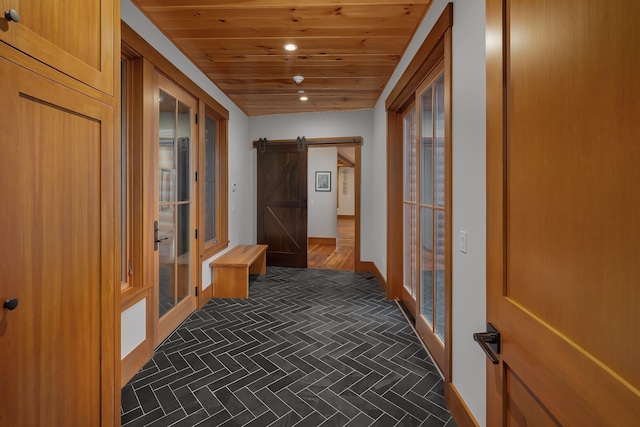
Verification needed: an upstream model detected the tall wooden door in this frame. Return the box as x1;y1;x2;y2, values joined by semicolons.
257;143;308;268
486;0;640;425
0;58;116;425
154;74;198;344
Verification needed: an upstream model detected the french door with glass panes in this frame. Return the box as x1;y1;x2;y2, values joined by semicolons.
402;62;449;371
155;74;198;344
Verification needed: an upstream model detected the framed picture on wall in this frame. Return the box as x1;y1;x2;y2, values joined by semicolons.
315;171;331;192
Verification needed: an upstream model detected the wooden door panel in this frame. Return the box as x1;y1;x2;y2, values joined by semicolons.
487;0;640;425
257;144;307;268
505;367;560;427
0;0;115;94
0;57;114;426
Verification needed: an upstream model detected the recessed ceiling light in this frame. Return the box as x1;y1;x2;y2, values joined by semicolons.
300;96;309;101
298;90;305;94
293;75;304;84
284;43;298;51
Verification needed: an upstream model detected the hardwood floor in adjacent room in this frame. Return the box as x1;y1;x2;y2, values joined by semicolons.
308;217;355;271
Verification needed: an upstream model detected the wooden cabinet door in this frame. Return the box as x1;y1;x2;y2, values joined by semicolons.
257;143;308;268
486;0;640;425
0;57;116;426
0;0;115;95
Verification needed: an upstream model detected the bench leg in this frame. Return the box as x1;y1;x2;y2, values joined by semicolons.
213;266;249;298
249;250;267;275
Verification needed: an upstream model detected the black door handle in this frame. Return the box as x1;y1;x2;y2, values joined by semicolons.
473;323;500;364
3;298;18;310
153;220;166;251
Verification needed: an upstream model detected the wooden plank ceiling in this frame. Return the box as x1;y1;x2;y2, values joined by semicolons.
132;0;432;116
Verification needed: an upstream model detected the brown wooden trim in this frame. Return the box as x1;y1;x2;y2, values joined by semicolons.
357;261;387;293
0;43;114;105
308;237;337;245
121;283;154;311
252;136;363;147
337;215;355;219
354;144;362;270
337;154;355;167
385;3;453;111
199;282;214;309
446;382;480;427
121;339;151;387
386;109;403;300
121;22;229;120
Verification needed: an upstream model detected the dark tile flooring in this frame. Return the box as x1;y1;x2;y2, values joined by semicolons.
121;267;456;426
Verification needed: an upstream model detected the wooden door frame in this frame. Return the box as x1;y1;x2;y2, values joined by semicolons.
253;136;362;270
153;72;199;346
385;3;453;379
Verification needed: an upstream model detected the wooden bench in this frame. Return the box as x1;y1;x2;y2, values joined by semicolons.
209;245;268;298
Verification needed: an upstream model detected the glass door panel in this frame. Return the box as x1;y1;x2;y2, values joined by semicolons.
155;76;196;343
411;65;447;372
434;74;446;208
176;203;190;305
404;203;417;299
433;74;446;342
158;206;175;318
434;210;446;341
420;207;434;324
403;108;417;302
420;87;433;205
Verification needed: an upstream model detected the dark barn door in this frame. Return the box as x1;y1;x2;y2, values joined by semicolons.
257;143;308;267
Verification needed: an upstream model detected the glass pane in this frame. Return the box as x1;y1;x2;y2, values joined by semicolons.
158;206;175;318
435;210;446;342
120;59;127;284
434;74;446;207
403;108;416;203
205;115;217;243
420;207;434;327
403;203;417;297
177;101;191;202
177;203;190;304
420;87;434;206
159;90;176;206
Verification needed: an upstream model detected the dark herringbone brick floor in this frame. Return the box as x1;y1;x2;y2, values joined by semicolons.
121;267;456;427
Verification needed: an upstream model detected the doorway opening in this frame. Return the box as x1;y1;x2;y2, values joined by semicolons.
308;146;357;271
255;137;362;271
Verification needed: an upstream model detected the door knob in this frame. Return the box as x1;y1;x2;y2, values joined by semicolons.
3;298;18;310
473;323;500;364
4;9;20;22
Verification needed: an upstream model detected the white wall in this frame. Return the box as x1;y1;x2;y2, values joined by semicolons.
308;147;338;238
121;299;146;358
248;110;375;262
372;0;488;423
337;167;355;216
121;0;252;353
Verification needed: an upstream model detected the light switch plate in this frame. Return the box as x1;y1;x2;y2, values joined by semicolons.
459;231;468;253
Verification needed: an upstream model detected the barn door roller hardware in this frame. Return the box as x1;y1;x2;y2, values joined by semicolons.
258;137;268;153
296;136;308;152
